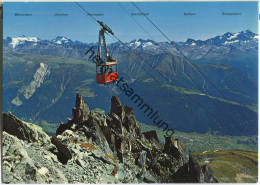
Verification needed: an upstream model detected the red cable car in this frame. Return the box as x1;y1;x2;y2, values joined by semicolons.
96;61;118;84
96;21;118;85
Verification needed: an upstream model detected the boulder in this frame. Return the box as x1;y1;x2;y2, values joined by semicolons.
51;136;72;164
163;137;183;159
201;165;218;183
56;121;71;136
143;130;160;143
188;155;203;182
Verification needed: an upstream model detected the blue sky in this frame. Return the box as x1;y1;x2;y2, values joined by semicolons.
3;2;258;43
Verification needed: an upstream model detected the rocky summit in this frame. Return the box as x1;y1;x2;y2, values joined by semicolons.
2;94;218;183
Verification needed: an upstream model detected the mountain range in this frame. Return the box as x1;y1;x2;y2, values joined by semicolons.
4;30;258;76
4;30;258;50
3;30;258;136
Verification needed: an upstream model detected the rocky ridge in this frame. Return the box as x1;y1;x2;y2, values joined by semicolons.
11;62;50;107
2;94;218;183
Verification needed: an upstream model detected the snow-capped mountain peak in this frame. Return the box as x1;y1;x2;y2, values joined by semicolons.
129;40;141;48
142;41;154;48
227;32;239;40
4;30;257;56
52;36;71;45
184;30;258;46
185;39;196;45
10;36;40;48
223;30;258;45
128;39;157;49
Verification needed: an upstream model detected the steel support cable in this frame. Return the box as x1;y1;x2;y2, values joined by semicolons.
131;2;256;129
117;3;154;41
131;2;224;97
114;3;228;127
73;2;255;132
74;2;98;23
119;2;215;97
73;2;226;128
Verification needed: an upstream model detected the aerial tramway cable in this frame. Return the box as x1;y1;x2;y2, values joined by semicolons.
73;2;227;128
130;2;256;128
74;2;256;133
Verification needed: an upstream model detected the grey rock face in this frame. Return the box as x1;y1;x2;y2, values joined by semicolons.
72;93;90;122
2;131;68;184
3;112;50;143
138;150;147;169
11;62;50;106
201;165;218;183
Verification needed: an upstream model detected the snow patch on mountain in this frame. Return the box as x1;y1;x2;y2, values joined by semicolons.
129;40;141;48
224;40;239;45
142;41;153;48
11;96;23;106
227;33;239;40
10;36;39;48
128;39;158;49
52;36;70;45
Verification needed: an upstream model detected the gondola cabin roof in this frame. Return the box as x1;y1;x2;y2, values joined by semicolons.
97;61;117;66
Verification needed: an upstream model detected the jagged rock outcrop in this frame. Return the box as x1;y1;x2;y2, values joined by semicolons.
201;164;218;183
171;154;218;183
2;94;218;183
188;156;218;183
3;112;50;143
163;136;184;159
56;93;90;135
143;130;160;143
72;93;90;123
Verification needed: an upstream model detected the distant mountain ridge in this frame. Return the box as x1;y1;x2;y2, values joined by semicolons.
4;30;258;76
4;30;258;50
184;30;258;46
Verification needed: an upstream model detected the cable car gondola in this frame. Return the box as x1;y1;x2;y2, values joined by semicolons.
96;21;118;84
